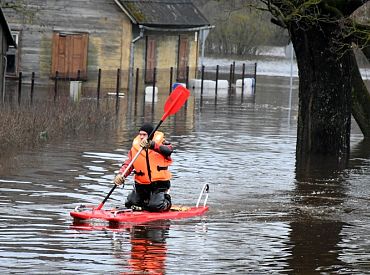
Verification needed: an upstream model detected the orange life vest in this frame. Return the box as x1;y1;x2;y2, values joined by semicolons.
131;131;172;184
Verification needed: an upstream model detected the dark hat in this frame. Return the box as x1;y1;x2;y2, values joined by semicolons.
139;123;154;135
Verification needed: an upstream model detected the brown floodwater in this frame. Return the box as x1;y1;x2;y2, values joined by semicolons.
0;75;369;274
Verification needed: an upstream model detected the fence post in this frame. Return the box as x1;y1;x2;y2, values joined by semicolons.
200;65;205;97
54;71;58;103
18;72;22;106
241;63;245;95
169;67;173;94
232;61;236;84
30;72;35;105
185;66;189;89
229;64;232;91
152;67;156;103
254;62;257;92
215;65;219;97
116;68;120;99
97;68;101;101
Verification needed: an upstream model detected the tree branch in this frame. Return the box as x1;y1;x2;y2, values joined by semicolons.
345;21;370;48
342;0;370;16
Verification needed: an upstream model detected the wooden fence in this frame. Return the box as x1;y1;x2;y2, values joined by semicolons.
1;62;257;106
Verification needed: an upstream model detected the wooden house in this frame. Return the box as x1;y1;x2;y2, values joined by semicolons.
3;0;211;94
0;7;16;98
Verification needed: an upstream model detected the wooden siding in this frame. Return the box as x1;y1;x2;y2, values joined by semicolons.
0;26;5;93
4;0;129;85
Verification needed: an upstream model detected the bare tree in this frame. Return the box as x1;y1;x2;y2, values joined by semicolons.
253;0;370;169
196;0;288;56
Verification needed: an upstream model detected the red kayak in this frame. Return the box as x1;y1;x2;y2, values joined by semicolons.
70;184;209;225
71;205;208;224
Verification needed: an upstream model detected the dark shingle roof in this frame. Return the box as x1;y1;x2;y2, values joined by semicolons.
116;0;209;28
0;8;15;47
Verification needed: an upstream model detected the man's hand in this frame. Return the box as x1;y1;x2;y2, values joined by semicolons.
114;174;125;186
140;139;155;149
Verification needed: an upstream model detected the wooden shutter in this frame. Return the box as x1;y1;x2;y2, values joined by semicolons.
177;36;189;81
51;32;88;80
51;32;66;78
145;37;156;83
69;33;88;79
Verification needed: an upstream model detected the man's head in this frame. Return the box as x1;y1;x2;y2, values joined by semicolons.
139;123;154;140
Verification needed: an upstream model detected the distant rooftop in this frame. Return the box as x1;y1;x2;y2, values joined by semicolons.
116;0;210;28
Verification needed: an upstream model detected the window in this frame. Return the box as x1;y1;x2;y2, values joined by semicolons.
6;32;19;76
51;32;88;80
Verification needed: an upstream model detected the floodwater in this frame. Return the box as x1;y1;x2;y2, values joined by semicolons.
0;74;369;274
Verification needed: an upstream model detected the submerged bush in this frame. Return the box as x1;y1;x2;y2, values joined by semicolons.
0;99;117;153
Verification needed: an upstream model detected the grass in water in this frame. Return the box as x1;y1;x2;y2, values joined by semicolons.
0;99;117;154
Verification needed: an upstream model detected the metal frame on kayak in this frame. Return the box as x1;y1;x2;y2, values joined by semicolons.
70;184;210;224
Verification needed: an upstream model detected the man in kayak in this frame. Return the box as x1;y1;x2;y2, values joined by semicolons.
114;123;173;212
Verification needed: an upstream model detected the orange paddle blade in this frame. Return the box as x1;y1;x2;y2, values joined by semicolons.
162;85;190;121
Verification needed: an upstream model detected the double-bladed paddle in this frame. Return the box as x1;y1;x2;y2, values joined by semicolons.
95;85;190;210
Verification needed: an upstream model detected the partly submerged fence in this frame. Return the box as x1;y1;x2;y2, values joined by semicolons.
1;62;257;106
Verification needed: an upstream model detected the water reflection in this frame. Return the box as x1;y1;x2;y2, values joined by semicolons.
295;156;348;207
350;138;370;168
290;139;370;274
291;158;346;273
288;219;346;273
119;222;169;275
72;220;170;274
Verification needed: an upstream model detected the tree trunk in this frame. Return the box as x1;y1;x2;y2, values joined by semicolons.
352;48;370;138
290;22;352;167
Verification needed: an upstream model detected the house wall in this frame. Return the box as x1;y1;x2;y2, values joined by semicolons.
134;32;199;89
4;0;129;90
0;25;6;94
3;1;202;95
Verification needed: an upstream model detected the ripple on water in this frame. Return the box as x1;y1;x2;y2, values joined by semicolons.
0;79;369;274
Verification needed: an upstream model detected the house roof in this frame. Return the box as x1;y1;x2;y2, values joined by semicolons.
115;0;210;28
0;8;15;47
